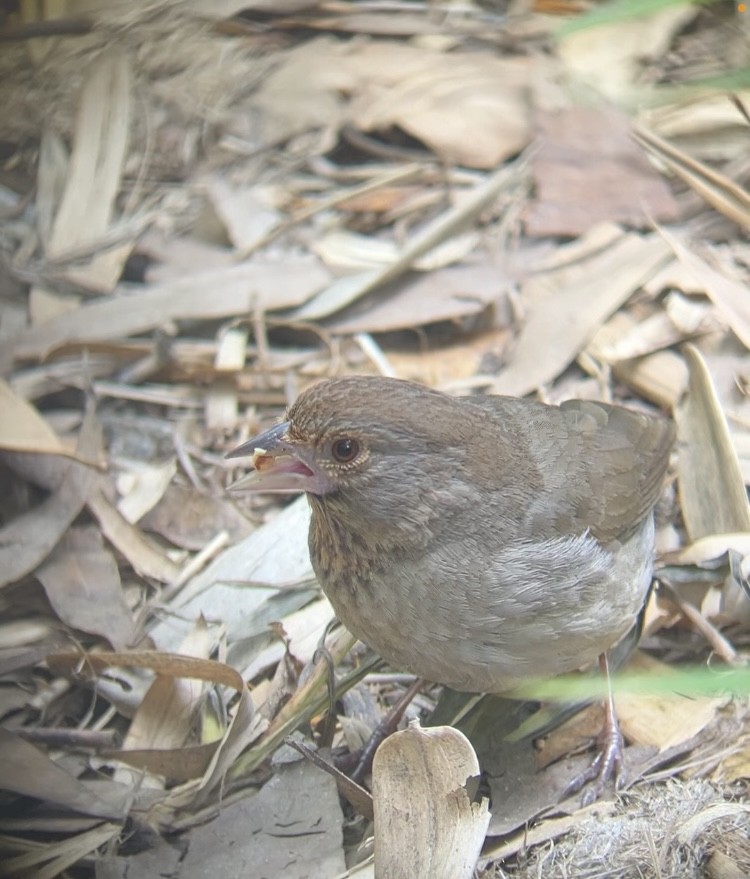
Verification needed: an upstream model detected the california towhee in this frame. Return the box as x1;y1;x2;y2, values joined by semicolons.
228;376;674;790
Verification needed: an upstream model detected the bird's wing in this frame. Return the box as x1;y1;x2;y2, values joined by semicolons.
467;396;674;544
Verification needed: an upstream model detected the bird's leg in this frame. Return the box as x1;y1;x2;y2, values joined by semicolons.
351;677;424;784
562;653;624;804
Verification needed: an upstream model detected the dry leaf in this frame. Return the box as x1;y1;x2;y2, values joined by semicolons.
616;653;722;752
634;125;750;232
13;259;330;361
675;345;750;619
372;721;490;879
328;264;507;334
36;527;135;650
205;177;281;252
0;728;128;818
658;228;750;351
48;650;264;808
489;227;671;396
676;345;750;540
3;822;122;879
295;162;518;321
526;107;678;237
350;53;530;168
116;458;177;524
558;5;697;102
178;755;346;879
140;483;253;551
46;49;133;292
0;378;65;457
149;495;313;653
0;410;100;589
88;486;180;584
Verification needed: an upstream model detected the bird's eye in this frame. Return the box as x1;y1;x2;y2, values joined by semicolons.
331;437;360;463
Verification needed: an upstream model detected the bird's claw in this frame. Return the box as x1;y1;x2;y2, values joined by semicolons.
561;716;625;805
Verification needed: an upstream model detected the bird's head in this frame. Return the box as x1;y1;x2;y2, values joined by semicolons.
226;376;482;524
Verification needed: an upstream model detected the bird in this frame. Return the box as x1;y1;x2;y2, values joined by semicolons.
227;375;674;794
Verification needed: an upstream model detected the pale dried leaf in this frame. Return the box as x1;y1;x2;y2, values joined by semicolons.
87;486;180;583
675;344;750;619
372;722;490;879
676;344;750;539
29;286;81;326
617;653;722;752
141;483;253;551
526;107;678;237
116;458;177;524
634;125;750;231
48;650;264;806
205;178;281;252
4;822;121;879
36;128;68;250
13;259;330;361
242;596;336;682
612;349;688;410
149;495;313;655
312;229;479;272
128;624;213;752
489;228;671;396
0;378;65;456
351;54;530;168
328;264;508;334
48;49;133;291
658;228;750;350
558;6;697;102
663;533;750;567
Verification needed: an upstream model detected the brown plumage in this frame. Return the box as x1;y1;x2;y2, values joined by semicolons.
228;376;674;695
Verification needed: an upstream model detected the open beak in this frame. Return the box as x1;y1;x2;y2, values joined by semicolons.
226;421;328;494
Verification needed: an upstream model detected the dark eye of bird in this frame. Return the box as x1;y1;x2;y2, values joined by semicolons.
331;437;360;463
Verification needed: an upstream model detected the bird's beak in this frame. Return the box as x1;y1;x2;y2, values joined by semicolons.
225;421;329;494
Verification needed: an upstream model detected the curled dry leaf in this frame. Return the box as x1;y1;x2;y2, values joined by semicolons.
47;650;264;810
372;721;490;879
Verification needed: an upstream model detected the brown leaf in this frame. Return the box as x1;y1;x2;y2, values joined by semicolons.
35;526;135;650
525;107;679;237
0;728;128;818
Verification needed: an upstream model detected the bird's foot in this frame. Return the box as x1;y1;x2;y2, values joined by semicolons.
561;652;627;805
561;702;625;805
351;677;424;784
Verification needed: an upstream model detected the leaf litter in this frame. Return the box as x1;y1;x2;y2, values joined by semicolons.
0;1;749;877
